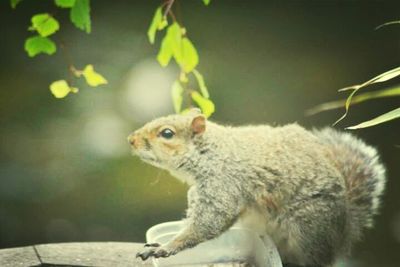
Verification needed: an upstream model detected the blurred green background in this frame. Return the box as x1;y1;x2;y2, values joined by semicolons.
0;1;399;266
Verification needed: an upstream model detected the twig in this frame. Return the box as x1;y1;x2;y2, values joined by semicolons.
163;0;175;18
58;39;76;85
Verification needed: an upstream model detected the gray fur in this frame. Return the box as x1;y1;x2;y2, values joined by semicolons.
130;113;386;267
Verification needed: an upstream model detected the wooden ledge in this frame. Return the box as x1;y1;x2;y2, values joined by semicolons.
0;242;248;267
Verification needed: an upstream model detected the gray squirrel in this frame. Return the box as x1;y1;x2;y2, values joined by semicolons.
128;108;386;267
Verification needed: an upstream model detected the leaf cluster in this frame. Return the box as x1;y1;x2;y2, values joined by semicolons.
148;1;215;117
308;67;400;129
50;65;107;98
308;21;400;129
22;0;90;57
13;0;107;98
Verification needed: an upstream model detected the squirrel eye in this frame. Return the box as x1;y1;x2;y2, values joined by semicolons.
160;128;175;139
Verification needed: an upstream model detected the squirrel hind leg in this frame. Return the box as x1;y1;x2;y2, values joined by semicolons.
277;196;349;267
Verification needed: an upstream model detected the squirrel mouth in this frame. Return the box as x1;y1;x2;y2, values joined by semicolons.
131;148;163;167
136;152;160;164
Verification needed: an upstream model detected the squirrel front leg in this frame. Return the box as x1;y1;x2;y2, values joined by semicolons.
136;184;242;260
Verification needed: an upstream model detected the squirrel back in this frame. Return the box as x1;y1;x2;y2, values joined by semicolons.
313;128;386;237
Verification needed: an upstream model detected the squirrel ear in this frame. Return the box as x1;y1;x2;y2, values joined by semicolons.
191;115;206;135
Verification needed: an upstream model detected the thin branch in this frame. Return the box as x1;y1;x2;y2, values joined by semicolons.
163;0;175;18
58;39;77;85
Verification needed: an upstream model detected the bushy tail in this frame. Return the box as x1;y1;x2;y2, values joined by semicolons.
314;128;386;233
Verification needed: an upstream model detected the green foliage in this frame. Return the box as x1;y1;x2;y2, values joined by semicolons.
30;13;60;37
25;13;59;57
309;66;400;129
50;65;107;99
77;65;108;87
10;0;22;9
171;81;184;113
178;38;199;73
15;0;210;105
308;20;400;129
158;23;182;67
157;23;180;66
157;36;173;67
13;0;107;98
24;36;56;57
333;66;400;126
347;107;400;130
71;64;108;86
70;0;91;33
375;20;400;30
148;7;167;44
149;1;215;117
193;69;209;98
306;86;400;116
54;0;76;8
340;67;400;92
179;71;189;83
158;24;199;72
50;80;78;98
191;91;215;117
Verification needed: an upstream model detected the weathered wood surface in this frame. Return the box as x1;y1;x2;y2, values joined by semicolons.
0;242;249;267
0;246;41;267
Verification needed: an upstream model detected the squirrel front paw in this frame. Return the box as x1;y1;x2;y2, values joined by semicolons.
136;243;178;261
144;242;161;247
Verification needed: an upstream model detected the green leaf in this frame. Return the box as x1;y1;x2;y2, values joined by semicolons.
168;22;183;61
191;91;215;118
346;107;400;130
70;0;91;33
148;7;167;44
375;20;400;30
55;0;76;8
50;80;78;98
193;69;209;98
24;36;56;57
334;66;400;125
339;66;400;92
30;13;60;37
157;23;199;72
10;0;22;9
180;72;189;83
202;0;211;5
306;85;400;116
361;67;400;84
171;81;184;113
157;23;181;67
158;18;168;30
80;64;108;87
179;38;199;73
157;34;173;66
333;89;357;126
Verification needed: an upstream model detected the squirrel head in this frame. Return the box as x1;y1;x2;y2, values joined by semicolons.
128;108;206;170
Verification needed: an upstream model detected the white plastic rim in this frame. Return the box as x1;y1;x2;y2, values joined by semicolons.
145;221;282;267
146;221;185;243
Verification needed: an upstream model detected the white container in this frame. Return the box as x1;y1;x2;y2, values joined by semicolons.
145;221;282;267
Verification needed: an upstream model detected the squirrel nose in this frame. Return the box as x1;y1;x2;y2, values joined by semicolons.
128;133;137;147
